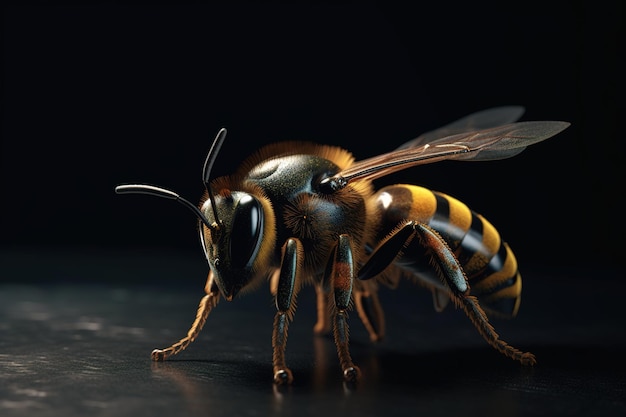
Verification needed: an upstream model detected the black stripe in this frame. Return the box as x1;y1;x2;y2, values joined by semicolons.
379;186;415;230
429;194;450;230
428;194;458;248
456;212;484;267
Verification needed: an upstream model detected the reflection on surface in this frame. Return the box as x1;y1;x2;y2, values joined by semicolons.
150;362;207;416
148;333;385;408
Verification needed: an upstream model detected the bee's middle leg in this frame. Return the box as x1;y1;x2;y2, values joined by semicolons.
329;234;361;383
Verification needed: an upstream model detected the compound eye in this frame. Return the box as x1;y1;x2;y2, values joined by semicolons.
229;195;264;270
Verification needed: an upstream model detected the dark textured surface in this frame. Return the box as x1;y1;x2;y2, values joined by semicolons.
1;250;625;417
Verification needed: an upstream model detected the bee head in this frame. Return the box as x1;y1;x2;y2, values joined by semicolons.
199;190;267;300
116;128;271;300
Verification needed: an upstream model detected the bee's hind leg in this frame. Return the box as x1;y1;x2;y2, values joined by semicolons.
412;222;536;366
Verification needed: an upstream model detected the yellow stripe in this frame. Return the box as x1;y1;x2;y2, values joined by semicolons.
464;252;490;276
407;186;437;222
442;192;472;233
490;271;522;299
473;243;518;292
482;271;523;316
478;214;501;255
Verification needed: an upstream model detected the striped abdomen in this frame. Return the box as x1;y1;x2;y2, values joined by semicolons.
372;184;522;318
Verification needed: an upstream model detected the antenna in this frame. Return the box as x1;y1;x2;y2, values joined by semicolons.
114;184;213;229
202;128;227;229
115;127;229;232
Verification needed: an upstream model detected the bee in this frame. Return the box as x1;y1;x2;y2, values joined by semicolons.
116;106;569;384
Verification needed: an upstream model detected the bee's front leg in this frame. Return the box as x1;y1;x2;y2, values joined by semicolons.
272;238;303;385
328;234;361;383
151;271;220;361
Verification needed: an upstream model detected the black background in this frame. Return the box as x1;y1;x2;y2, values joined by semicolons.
2;1;624;279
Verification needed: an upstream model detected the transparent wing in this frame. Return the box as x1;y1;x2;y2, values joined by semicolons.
321;120;569;191
396;105;526;150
